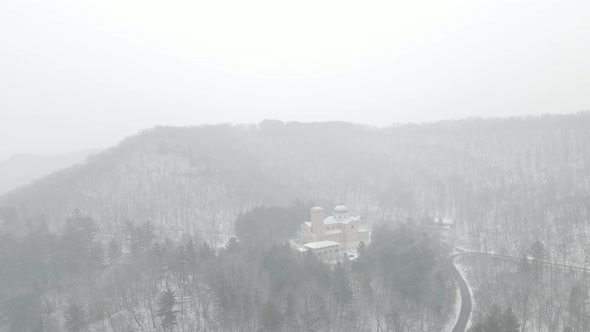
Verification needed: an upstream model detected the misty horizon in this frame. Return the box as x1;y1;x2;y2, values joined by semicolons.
2;0;589;158
2;111;589;159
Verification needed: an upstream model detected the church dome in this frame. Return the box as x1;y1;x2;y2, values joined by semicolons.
334;205;348;213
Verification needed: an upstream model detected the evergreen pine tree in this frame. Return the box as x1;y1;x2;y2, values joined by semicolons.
517;252;532;279
529;240;548;261
63;210;103;273
64;303;84;332
528;240;548;280
199;242;215;262
469;305;520;332
157;288;178;331
107;238;121;265
185;240;198;271
170;245;188;287
225;237;240;254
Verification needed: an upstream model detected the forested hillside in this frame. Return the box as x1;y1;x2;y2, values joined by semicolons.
2;114;590;263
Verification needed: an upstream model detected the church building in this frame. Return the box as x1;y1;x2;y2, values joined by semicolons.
297;204;371;260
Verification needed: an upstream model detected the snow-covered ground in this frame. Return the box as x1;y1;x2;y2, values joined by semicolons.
454;260;474;331
442;282;462;332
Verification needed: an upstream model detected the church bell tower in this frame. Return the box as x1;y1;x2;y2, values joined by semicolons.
310;206;325;237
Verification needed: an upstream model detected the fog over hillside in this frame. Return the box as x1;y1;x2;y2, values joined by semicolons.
2;0;590;331
0;149;100;195
3;114;590;255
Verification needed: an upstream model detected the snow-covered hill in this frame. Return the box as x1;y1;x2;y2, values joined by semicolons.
2;115;590;255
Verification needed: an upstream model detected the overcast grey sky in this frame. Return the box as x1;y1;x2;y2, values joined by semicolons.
1;0;589;158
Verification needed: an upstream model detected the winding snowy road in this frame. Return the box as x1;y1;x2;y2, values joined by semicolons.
446;245;590;332
449;255;472;332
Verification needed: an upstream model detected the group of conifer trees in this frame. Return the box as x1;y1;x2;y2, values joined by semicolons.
0;205;457;331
